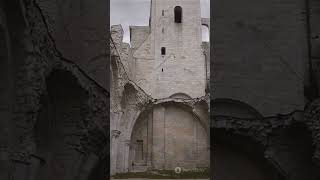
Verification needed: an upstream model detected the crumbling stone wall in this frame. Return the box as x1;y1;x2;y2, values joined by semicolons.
211;0;320;178
35;0;109;89
0;0;109;179
212;106;320;179
110;25;152;174
110;21;210;173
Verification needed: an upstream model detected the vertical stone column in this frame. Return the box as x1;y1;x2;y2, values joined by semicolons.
152;105;165;169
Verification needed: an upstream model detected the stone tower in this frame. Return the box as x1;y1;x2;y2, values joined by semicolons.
111;0;210;174
133;0;207;99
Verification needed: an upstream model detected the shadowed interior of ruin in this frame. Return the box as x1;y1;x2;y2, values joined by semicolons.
0;9;10;179
268;123;320;180
34;70;89;180
212;129;285;180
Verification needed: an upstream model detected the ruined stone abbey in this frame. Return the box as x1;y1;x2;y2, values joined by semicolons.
110;0;210;174
1;0;320;179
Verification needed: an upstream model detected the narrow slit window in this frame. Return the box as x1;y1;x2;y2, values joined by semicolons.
174;6;182;23
161;47;166;55
162;10;164;16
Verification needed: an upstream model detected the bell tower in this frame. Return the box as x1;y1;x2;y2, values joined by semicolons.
147;0;206;99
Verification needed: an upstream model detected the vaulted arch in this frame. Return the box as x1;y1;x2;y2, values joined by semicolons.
128;101;209;171
211;98;263;119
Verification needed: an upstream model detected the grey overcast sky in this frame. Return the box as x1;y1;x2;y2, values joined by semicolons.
111;0;210;44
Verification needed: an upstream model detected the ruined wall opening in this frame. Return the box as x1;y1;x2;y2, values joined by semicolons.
212;129;285;180
202;25;209;42
174;6;182;23
34;70;89;180
129;102;209;171
129;109;150;170
161;47;166;55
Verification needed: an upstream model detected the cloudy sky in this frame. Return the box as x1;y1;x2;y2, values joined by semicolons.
111;0;210;43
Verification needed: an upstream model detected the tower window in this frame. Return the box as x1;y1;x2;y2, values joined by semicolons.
161;47;166;55
162;10;164;16
174;6;182;23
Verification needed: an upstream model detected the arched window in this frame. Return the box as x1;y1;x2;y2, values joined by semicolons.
161;47;166;55
202;25;209;42
174;6;182;23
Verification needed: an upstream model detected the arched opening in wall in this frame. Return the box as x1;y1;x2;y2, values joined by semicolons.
34;70;89;180
202;25;209;42
129;109;151;171
212;129;285;180
169;93;192;99
174;6;182;23
129;103;209;171
211;98;263;119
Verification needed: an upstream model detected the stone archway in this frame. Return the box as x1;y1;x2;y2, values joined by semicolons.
129;101;209;171
33;69;89;180
211;98;263;118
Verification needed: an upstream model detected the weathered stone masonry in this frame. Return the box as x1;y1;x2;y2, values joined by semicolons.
212;0;320;179
110;0;210;174
0;0;109;179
